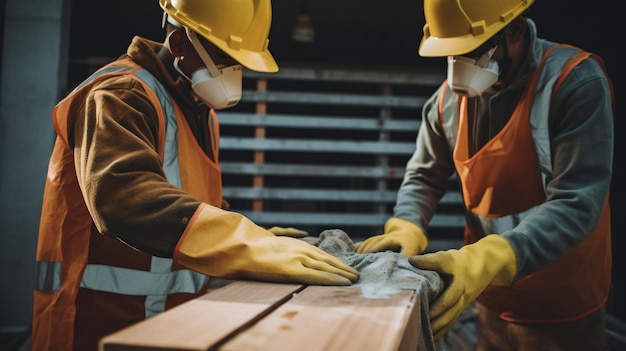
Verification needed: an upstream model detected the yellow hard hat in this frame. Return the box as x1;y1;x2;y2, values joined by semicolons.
419;0;534;57
159;0;278;72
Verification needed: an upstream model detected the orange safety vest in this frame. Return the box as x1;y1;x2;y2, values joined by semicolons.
32;57;222;351
443;45;612;322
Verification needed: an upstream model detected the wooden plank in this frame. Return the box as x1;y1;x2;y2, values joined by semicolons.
234;211;466;228
223;187;399;202
242;66;444;86
223;187;462;203
99;281;303;351
219;138;416;155
69;62;445;86
100;283;422;351
217;112;421;132
218;286;420;351
220;162;407;178
241;91;428;108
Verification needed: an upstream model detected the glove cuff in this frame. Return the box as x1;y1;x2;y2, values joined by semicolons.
481;234;518;286
174;203;265;278
385;217;428;254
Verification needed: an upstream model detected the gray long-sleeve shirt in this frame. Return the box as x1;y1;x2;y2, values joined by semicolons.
393;19;614;279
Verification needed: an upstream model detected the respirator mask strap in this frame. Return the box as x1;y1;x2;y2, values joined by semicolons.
487;29;510;80
475;46;498;68
185;28;222;78
180;27;243;110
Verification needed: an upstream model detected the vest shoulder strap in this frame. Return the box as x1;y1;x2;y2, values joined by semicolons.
551;46;613;101
55;57;171;158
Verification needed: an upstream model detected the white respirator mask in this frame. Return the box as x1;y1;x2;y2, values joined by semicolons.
174;28;243;110
447;46;499;97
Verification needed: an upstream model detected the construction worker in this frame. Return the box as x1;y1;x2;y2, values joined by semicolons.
32;1;358;350
357;0;613;349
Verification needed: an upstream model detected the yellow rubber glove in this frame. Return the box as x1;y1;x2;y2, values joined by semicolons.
355;217;428;256
408;234;517;340
267;226;308;238
175;204;359;285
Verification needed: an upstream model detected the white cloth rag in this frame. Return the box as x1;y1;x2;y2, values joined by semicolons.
309;229;446;351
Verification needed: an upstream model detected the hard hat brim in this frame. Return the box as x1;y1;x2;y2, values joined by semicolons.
194;29;279;72
230;50;279;73
419;34;490;57
186;26;279;73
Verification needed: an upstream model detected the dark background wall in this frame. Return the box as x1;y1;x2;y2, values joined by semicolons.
69;1;625;71
67;0;625;321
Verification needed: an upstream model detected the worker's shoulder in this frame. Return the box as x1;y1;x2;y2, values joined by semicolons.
80;72;161;117
547;44;611;85
84;71;162;110
89;73;151;94
566;54;612;86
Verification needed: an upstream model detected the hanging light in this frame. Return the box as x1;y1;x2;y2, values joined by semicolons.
292;4;315;42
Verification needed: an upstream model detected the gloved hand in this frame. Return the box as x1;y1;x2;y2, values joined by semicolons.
267;226;308;238
408;234;517;340
175;204;359;285
355;217;428;256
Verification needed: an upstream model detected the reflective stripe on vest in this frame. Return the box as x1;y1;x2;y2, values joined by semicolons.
35;261;62;292
133;69;182;188
79;263;208;295
35;63;209;318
